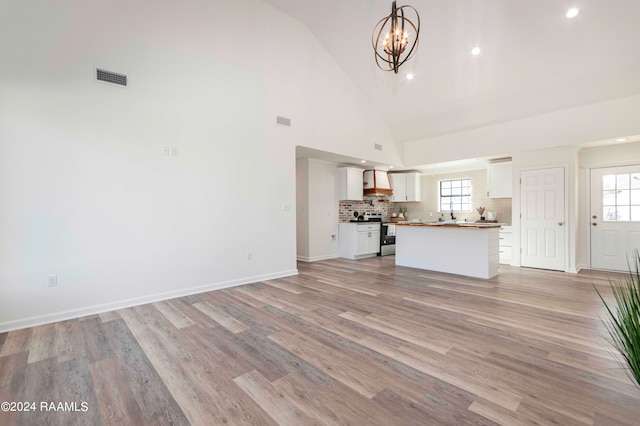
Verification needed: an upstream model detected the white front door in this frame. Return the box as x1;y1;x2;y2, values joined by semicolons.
520;167;566;271
590;166;640;271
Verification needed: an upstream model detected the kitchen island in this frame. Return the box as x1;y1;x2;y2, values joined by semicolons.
395;223;501;279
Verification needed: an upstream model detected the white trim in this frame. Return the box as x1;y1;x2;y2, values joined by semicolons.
580;167;594;269
0;269;298;333
297;254;339;262
580;158;640;169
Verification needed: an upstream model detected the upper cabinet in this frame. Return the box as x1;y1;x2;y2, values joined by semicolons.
390;172;421;202
487;163;512;198
337;167;364;200
389;174;406;202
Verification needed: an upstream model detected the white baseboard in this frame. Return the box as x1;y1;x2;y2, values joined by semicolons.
573;264;586;273
0;269;298;333
296;254;339;262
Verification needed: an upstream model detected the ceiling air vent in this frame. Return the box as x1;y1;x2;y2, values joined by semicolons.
276;116;291;127
96;68;127;87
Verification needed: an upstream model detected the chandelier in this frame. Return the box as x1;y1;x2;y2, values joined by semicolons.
372;1;420;74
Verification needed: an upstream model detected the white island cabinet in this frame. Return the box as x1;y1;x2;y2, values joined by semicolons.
499;225;513;264
339;223;380;260
395;224;500;279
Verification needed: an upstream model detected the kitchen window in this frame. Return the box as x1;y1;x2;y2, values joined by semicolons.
440;179;472;212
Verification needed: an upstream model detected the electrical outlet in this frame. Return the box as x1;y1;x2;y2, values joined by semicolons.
47;275;57;287
246;251;252;261
331;234;336;240
170;146;178;156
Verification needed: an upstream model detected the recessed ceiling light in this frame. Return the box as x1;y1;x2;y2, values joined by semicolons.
616;138;628;142
360;160;366;163
389;165;394;169
471;47;481;56
566;8;579;19
406;73;414;80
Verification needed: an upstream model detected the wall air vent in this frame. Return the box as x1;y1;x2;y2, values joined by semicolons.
276;116;291;127
96;68;128;87
374;143;383;151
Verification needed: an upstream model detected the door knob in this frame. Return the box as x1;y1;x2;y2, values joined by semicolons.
558;222;564;226
592;215;597;219
592;223;598;226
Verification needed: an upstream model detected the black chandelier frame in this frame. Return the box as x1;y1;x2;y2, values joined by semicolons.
372;1;421;74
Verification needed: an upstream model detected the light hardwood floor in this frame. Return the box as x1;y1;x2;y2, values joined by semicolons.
2;257;640;425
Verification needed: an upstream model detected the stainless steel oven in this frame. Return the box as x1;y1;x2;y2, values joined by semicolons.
380;223;396;256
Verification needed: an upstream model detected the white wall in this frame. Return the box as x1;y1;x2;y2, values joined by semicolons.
296;159;310;260
0;0;400;331
403;94;640;166
296;159;339;262
307;159;340;261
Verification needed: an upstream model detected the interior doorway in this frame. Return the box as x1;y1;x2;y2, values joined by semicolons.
520;167;566;271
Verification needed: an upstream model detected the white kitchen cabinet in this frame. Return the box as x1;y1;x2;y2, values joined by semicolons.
339;223;380;259
337;167;364;200
487;163;512;198
389;174;406;202
499;225;513;264
389;172;421;202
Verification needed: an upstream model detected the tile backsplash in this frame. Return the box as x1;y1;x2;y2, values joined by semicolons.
411;168;513;224
339;200;400;222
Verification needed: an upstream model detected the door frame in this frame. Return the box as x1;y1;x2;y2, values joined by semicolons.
513;163;570;272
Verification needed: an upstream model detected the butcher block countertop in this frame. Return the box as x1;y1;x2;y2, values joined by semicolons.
394;222;502;229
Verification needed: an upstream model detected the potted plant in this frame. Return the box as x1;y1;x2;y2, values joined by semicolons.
595;250;640;388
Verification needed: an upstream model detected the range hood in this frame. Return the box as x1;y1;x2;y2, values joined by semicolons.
363;169;393;196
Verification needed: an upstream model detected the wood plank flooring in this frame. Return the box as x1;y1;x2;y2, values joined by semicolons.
2;257;640;425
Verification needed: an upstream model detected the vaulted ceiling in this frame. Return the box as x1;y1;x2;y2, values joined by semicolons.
264;0;640;145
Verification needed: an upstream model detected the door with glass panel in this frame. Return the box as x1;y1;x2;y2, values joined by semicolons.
590;166;640;271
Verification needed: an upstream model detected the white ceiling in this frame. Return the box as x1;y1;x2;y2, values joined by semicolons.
265;0;640;150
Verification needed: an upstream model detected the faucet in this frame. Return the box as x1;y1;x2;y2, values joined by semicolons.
449;200;456;220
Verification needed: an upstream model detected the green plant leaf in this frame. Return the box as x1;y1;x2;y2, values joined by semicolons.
594;250;640;388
